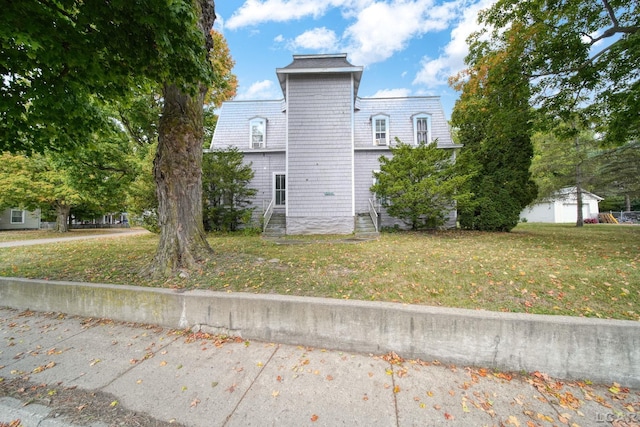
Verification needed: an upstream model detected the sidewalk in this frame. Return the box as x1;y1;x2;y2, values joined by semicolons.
0;229;149;248
1;308;638;427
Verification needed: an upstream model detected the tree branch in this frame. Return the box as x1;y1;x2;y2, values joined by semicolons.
35;0;78;24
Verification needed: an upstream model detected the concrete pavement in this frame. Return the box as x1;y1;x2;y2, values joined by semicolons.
1;307;639;427
0;229;149;248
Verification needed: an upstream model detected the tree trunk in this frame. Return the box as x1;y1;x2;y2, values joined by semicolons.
54;203;70;233
625;194;631;212
575;135;584;227
143;0;215;278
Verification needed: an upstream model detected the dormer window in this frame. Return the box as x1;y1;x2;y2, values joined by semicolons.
413;113;432;145
371;114;389;146
250;117;266;148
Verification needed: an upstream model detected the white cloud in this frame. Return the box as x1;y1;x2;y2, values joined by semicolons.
344;0;456;66
226;0;347;30
235;80;282;100
289;27;339;51
224;0;495;92
413;0;494;88
371;88;412;98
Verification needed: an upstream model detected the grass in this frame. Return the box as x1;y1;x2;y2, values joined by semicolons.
0;223;638;321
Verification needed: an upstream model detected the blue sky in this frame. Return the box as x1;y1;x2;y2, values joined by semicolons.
214;0;495;120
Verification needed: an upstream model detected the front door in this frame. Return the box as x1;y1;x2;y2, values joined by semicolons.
274;173;286;206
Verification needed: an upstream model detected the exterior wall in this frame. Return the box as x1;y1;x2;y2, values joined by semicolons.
354;150;389;213
286;73;354;234
239;151;286;225
287;216;354;235
521;190;602;223
0;209;40;230
520;203;556;223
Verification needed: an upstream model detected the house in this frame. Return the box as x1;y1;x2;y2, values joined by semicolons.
210;53;459;235
0;208;40;230
520;187;603;223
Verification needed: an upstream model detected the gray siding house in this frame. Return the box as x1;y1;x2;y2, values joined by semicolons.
210;54;459;235
0;208;40;230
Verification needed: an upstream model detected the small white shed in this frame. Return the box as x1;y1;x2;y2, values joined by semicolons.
520;187;603;223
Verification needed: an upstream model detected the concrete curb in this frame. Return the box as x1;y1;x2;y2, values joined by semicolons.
1;276;638;388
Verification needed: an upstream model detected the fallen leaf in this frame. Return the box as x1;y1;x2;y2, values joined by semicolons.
393;385;401;393
110;400;118;407
444;412;454;420
272;390;280;398
536;413;553;422
507;415;520;426
326;375;334;381
190;398;200;408
310;414;319;422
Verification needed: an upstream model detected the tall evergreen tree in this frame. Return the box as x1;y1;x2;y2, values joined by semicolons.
451;22;537;231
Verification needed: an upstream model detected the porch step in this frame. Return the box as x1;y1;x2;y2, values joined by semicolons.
355;214;379;237
263;213;286;237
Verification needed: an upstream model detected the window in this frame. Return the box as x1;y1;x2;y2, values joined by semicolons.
250;117;266;148
10;209;24;224
371;114;389;146
274;173;286;206
413;114;432;145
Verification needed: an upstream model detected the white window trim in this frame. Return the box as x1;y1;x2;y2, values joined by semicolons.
249;117;267;149
10;209;25;224
412;113;432;145
371;114;389;146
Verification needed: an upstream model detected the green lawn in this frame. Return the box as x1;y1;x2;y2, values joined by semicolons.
1;223;638;321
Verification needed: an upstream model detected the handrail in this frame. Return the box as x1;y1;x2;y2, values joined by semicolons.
263;198;275;232
368;198;379;232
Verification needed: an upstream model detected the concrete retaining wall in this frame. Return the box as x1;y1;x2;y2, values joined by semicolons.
1;276;638;387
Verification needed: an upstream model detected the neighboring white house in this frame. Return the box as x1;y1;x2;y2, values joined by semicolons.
210;53;459;235
0;208;41;230
520;187;603;223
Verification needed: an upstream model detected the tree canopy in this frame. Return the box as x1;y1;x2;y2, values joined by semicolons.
475;0;639;145
0;131;137;232
451;21;538;232
1;0;213;153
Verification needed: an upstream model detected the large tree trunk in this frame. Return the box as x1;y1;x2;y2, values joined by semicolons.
54;203;70;233
144;0;215;278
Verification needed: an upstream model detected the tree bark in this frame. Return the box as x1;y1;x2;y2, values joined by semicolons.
54;203;70;233
575;134;584;227
144;0;215;278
